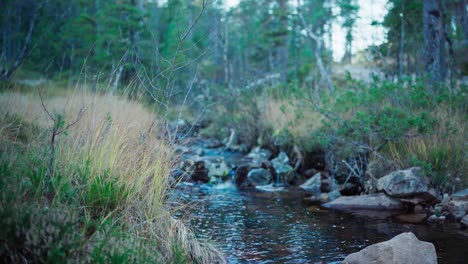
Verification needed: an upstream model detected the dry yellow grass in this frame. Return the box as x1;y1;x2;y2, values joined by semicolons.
0;89;225;263
259;98;324;142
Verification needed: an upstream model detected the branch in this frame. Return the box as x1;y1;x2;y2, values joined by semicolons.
38;87;55;122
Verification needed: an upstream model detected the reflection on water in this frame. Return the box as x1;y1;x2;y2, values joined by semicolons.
173;184;468;264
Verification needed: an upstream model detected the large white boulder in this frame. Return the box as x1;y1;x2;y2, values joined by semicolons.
343;232;437;264
377;167;430;197
323;193;403;211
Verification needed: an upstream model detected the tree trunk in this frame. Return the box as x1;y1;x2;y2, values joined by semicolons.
277;0;289;82
298;8;333;92
399;0;405;78
423;0;443;83
456;0;468;40
223;12;231;89
0;4;40;81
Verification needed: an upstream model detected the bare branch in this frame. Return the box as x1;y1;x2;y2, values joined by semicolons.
38;87;55;122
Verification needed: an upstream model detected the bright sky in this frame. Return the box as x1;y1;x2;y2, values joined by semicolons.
224;0;388;61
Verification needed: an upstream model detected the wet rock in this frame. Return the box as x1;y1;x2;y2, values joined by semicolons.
227;143;249;153
304;168;318;178
339;182;361;196
400;189;441;206
323;193;403;211
427;214;446;225
461;215;468;228
247;146;272;161
423;188;441;204
191;161;210;183
342;232;437;264
299;173;322;194
235;165;251;188
395;213;427;224
272;161;294;184
300;173;338;194
303;195;323;205
321;176;338;193
247;168;272;186
452;188;468;201
306;206;328;213
414;205;425;214
304;191;341;205
444;200;468;220
377;167;429;198
271;151;289;164
207;160;230;180
200;138;223;149
328;190;342;202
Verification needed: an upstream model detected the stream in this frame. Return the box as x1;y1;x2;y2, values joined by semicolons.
172;141;468;263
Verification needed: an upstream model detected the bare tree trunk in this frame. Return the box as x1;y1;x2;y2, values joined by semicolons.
277;0;289;82
438;0;447;81
343;30;352;64
111;66;123;95
0;4;41;81
298;8;333;92
423;0;443;83
399;0;405;78
223;12;231;89
456;0;468;40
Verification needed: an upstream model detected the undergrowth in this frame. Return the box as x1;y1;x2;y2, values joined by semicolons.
0;90;225;263
201;77;467;192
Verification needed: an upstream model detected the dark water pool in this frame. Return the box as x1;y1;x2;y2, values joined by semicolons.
174;183;468;264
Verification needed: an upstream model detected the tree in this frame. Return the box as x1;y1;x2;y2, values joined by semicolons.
338;0;359;64
0;0;42;80
423;0;443;83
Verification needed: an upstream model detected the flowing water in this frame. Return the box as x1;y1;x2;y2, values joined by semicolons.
174;144;468;263
174;183;468;264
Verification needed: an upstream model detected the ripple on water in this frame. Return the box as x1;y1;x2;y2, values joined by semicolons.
173;185;468;264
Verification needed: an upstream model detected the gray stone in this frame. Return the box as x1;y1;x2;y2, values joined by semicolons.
304;191;341;205
377;167;429;198
452;188;468;201
207;160;230;178
247;146;272;161
272;161;294;184
271;151;289;164
414;205;425;214
323;193;403;211
328;190;341;202
299;173;322;194
395;213;427;224
343;232;437;264
190;161;209;183
247;168;272;186
340;182;361;196
461;215;468;228
444;200;468;220
200;138;223;149
428;214;446;224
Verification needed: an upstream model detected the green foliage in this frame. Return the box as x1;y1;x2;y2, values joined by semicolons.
316;78;466;188
82;169;128;216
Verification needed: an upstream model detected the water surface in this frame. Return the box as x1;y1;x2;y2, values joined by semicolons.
174;184;468;264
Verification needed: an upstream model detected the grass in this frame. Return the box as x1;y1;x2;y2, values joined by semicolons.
0;86;225;263
200;78;467;191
